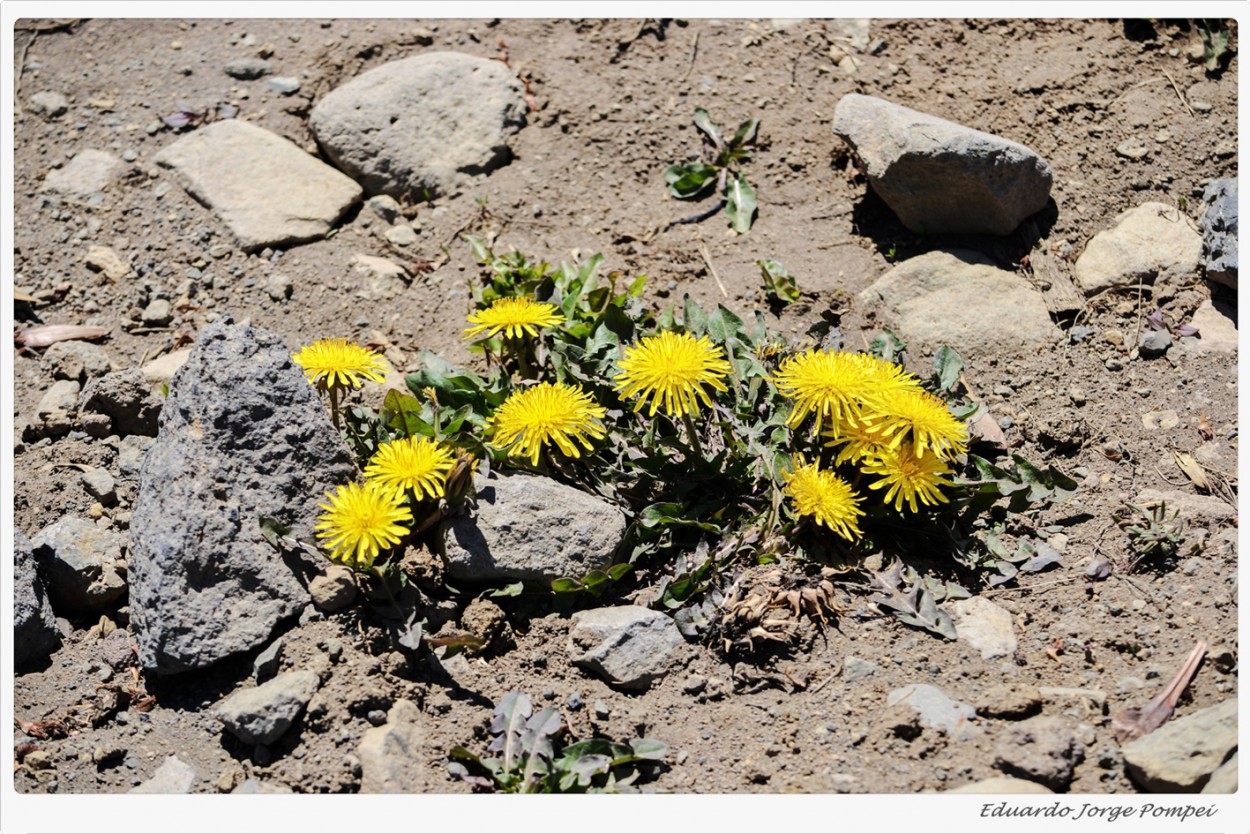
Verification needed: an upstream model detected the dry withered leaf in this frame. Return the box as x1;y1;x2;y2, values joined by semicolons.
1112;639;1207;744
13;716;70;740
1174;452;1212;493
15;323;109;348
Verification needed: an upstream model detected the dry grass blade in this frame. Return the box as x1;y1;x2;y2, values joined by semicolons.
1112;639;1208;744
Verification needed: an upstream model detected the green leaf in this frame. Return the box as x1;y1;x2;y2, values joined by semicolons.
628;738;668;760
467;235;493;265
606;562;633;581
663;163;719;200
724;173;757;233
682;294;708;336
933;346;963;392
757;258;800;304
490;692;532;777
551;577;585;594
490;581;525;598
656;304;677;331
706;304;746;346
729;117;760;149
258;516;290;548
869;327;907;363
693;107;721;146
382;389;435;438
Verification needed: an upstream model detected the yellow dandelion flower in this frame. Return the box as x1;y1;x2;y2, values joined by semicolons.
464;297;564;340
489;382;607;466
613;331;731;418
782;456;864;541
364;436;456;501
823;410;893;466
292;338;387;392
315;481;413;570
875;388;969;460
857;353;925;399
862;445;956;513
772;349;875;433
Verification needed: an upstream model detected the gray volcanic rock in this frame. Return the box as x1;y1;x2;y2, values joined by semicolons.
78;368;163;437
128;316;356;674
215;670;321;746
442;472;626;582
31;516;128;615
1200;178;1237;290
14;530;61;669
568;606;685;690
309;51;527;199
832;93;1053;235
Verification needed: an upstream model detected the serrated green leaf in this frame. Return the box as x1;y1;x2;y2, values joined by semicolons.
683;294;708;336
706;303;746;345
725;173;757;233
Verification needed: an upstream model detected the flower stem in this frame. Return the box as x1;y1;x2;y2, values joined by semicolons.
328;385;342;431
681;411;705;460
509;338;535;380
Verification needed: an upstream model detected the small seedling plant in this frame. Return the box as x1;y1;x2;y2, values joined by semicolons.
449;691;667;793
663;108;760;233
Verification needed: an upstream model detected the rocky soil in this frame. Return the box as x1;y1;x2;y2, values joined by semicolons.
6;14;1240;815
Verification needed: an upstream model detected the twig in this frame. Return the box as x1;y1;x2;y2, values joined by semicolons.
697;242;729;299
1151;462;1190;487
1162;69;1195;118
682;30;700;81
981;575;1078;597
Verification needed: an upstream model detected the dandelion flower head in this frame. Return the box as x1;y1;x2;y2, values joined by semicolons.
862;444;956;513
364;436;456;502
292;338;387;392
464;297;564;340
613;331;731;418
772;349;878;434
823;412;893;466
315;480;413;569
782;456;864;541
489;382;607;466
875;388;968;460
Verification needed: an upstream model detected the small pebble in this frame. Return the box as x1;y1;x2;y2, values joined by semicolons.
594;700;611;720
566;692;583;711
366;710;387;727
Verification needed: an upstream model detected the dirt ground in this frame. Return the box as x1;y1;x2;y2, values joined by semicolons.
6;13;1240;810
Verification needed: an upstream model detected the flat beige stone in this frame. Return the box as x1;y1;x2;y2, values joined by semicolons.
154;119;361;251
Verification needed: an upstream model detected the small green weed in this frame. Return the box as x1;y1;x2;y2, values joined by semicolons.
663;108;760;233
449;691;667;793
